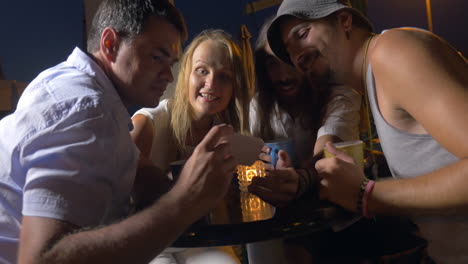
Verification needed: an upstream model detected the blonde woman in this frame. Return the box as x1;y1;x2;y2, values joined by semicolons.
131;29;250;264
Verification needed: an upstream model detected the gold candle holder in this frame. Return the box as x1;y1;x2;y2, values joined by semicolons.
236;160;266;192
240;192;275;222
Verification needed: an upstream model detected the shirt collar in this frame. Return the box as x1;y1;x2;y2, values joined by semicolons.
66;47;132;129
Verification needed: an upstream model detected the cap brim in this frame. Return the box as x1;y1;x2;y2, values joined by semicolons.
267;7;373;66
267;14;297;65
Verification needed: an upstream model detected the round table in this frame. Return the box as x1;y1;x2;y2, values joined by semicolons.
172;181;359;247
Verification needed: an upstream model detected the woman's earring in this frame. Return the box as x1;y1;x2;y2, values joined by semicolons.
345;31;350;40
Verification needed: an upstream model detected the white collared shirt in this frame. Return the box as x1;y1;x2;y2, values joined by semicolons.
317;85;361;142
0;47;139;263
250;85;360;165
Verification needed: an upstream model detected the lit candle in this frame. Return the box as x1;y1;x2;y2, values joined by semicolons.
236;160;266;191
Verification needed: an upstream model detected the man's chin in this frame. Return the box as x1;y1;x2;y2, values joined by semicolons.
139;95;162;108
279;90;298;98
306;70;332;86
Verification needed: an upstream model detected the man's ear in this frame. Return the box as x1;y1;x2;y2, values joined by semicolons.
100;27;120;62
336;10;353;33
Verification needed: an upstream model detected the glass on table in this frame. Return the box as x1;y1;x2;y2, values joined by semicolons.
236;160;266;192
240;191;275;222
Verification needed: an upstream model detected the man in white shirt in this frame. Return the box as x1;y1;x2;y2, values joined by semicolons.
0;0;237;263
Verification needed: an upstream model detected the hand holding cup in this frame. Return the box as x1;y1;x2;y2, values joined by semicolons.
316;142;367;211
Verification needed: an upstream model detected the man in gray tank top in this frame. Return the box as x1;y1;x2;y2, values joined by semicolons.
263;0;468;263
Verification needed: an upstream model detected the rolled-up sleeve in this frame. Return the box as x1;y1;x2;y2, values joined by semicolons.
20;96;122;227
317;86;361;142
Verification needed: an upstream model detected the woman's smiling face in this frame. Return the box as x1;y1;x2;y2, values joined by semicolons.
188;39;234;120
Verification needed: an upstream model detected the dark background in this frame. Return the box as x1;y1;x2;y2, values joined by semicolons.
0;0;466;83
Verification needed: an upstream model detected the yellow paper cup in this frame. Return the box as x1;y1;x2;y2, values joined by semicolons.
324;140;364;168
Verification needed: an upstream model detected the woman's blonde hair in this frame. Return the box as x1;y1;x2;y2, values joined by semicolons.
171;29;251;149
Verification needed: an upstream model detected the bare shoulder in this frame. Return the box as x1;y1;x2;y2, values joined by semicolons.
131;113;154;157
379;27;438;41
369;27;467;90
369;28;461;66
365;27;468;146
131;113;152;139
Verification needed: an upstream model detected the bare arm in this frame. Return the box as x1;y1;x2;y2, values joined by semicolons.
130;113;154;158
19;190;198;264
317;29;468;216
313;134;341;156
131;113;173;209
315;84;361;155
367;29;468;215
18;124;237;264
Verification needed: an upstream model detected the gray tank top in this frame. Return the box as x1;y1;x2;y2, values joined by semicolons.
365;64;458;178
366;62;468;263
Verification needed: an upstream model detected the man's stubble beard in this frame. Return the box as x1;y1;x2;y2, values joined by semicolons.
306;67;340;91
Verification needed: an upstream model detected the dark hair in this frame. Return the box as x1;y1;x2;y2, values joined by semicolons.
253;16;330;140
325;8;373;32
87;0;187;53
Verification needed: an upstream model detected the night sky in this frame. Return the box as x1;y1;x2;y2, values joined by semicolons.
0;0;466;83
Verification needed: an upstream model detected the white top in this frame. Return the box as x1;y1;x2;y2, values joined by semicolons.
133;99;194;173
317;85;361;142
0;48;139;264
249;85;360;165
